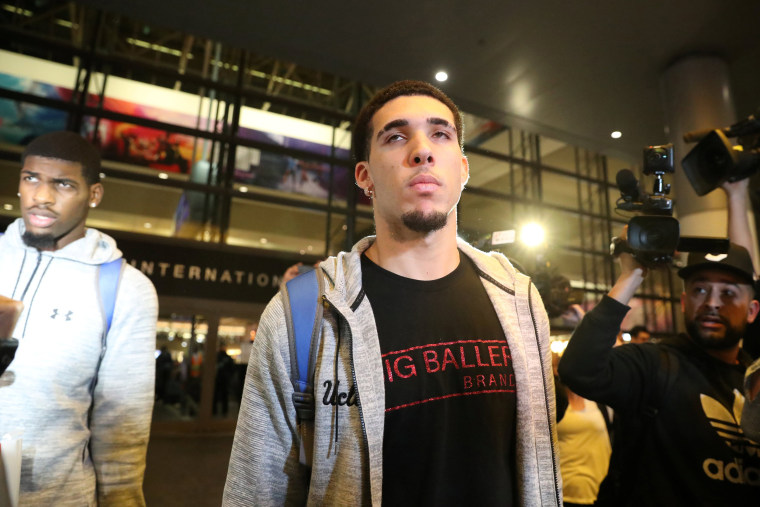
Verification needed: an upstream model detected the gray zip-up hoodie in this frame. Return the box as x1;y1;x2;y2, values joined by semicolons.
0;218;158;506
224;237;561;506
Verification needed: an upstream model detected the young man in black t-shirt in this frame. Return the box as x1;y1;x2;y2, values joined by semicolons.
224;81;560;506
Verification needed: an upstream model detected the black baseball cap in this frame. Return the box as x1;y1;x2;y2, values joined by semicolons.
677;243;756;286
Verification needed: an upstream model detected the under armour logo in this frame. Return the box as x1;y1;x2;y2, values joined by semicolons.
50;309;74;321
705;253;728;262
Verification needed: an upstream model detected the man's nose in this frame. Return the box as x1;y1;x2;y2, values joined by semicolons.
408;133;434;166
33;183;54;205
704;288;722;309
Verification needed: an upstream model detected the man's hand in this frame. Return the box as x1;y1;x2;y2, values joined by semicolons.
720;177;750;199
608;226;648;305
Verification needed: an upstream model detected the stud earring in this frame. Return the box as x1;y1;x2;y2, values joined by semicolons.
364;188;374;198
90;203;97;208
17;192;21;197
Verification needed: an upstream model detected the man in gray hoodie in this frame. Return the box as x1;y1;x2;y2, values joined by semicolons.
224;81;560;506
0;131;158;506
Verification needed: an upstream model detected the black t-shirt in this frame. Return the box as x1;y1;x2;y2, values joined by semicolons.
361;251;517;506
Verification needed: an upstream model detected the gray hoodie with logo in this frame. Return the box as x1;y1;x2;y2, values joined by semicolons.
0;218;158;506
223;237;561;506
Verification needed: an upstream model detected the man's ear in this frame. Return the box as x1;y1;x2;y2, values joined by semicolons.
460;155;469;189
747;298;760;324
355;161;372;193
89;182;104;208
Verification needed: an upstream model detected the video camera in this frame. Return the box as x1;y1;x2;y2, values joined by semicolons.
682;109;760;196
613;143;729;267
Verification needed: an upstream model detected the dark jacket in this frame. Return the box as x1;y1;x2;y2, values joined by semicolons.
558;296;760;506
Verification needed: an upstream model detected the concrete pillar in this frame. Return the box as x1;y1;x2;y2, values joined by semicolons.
660;55;737;237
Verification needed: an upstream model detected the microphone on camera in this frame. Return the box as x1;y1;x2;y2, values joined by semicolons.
616;169;645;201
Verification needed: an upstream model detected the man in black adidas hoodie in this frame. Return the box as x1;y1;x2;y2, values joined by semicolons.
559;239;760;505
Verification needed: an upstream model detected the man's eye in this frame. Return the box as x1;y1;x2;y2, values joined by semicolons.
387;133;404;142
433;131;452;139
58;182;73;189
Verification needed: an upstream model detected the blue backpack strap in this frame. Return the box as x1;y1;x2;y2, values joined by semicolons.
88;258;124;399
281;268;324;422
99;258;123;336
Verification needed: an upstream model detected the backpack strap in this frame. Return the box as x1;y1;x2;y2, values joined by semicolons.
281;268;324;422
99;258;123;336
88;258;124;397
281;268;324;468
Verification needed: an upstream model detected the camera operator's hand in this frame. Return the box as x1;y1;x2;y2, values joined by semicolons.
720;176;750;199
720;177;758;267
608;226;648;305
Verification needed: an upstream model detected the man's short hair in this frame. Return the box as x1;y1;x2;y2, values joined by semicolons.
351;80;464;163
629;325;649;337
22;131;101;185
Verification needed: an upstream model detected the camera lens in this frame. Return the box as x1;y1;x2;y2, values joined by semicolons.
647;149;667;162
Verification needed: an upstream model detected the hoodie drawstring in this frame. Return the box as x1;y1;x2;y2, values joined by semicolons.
333;324;341;444
19;254;54;339
10;249;28;300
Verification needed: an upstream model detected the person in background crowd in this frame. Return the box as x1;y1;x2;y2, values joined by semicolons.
627;325;651;344
556;379;612;507
0;131;158;506
223;80;560;506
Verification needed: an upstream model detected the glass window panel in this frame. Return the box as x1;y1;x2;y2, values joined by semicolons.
0;98;68;145
88;176;184;237
467;153;512;193
538;139;577;172
459;192;518;243
87;117;197;177
227;198;328;255
154;314;208;422
607;155;635;184
541;172;581;209
0;158;21;221
214;317;258;420
232;145;351;203
463;114;535;161
325;213;375;255
541;210;581;249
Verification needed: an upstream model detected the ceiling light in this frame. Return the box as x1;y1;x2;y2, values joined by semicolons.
158;172;169;180
611;131;622;139
260;238;268;244
99;172;106;179
143;222;153;229
3;204;12;211
239;186;248;193
435;71;448;82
